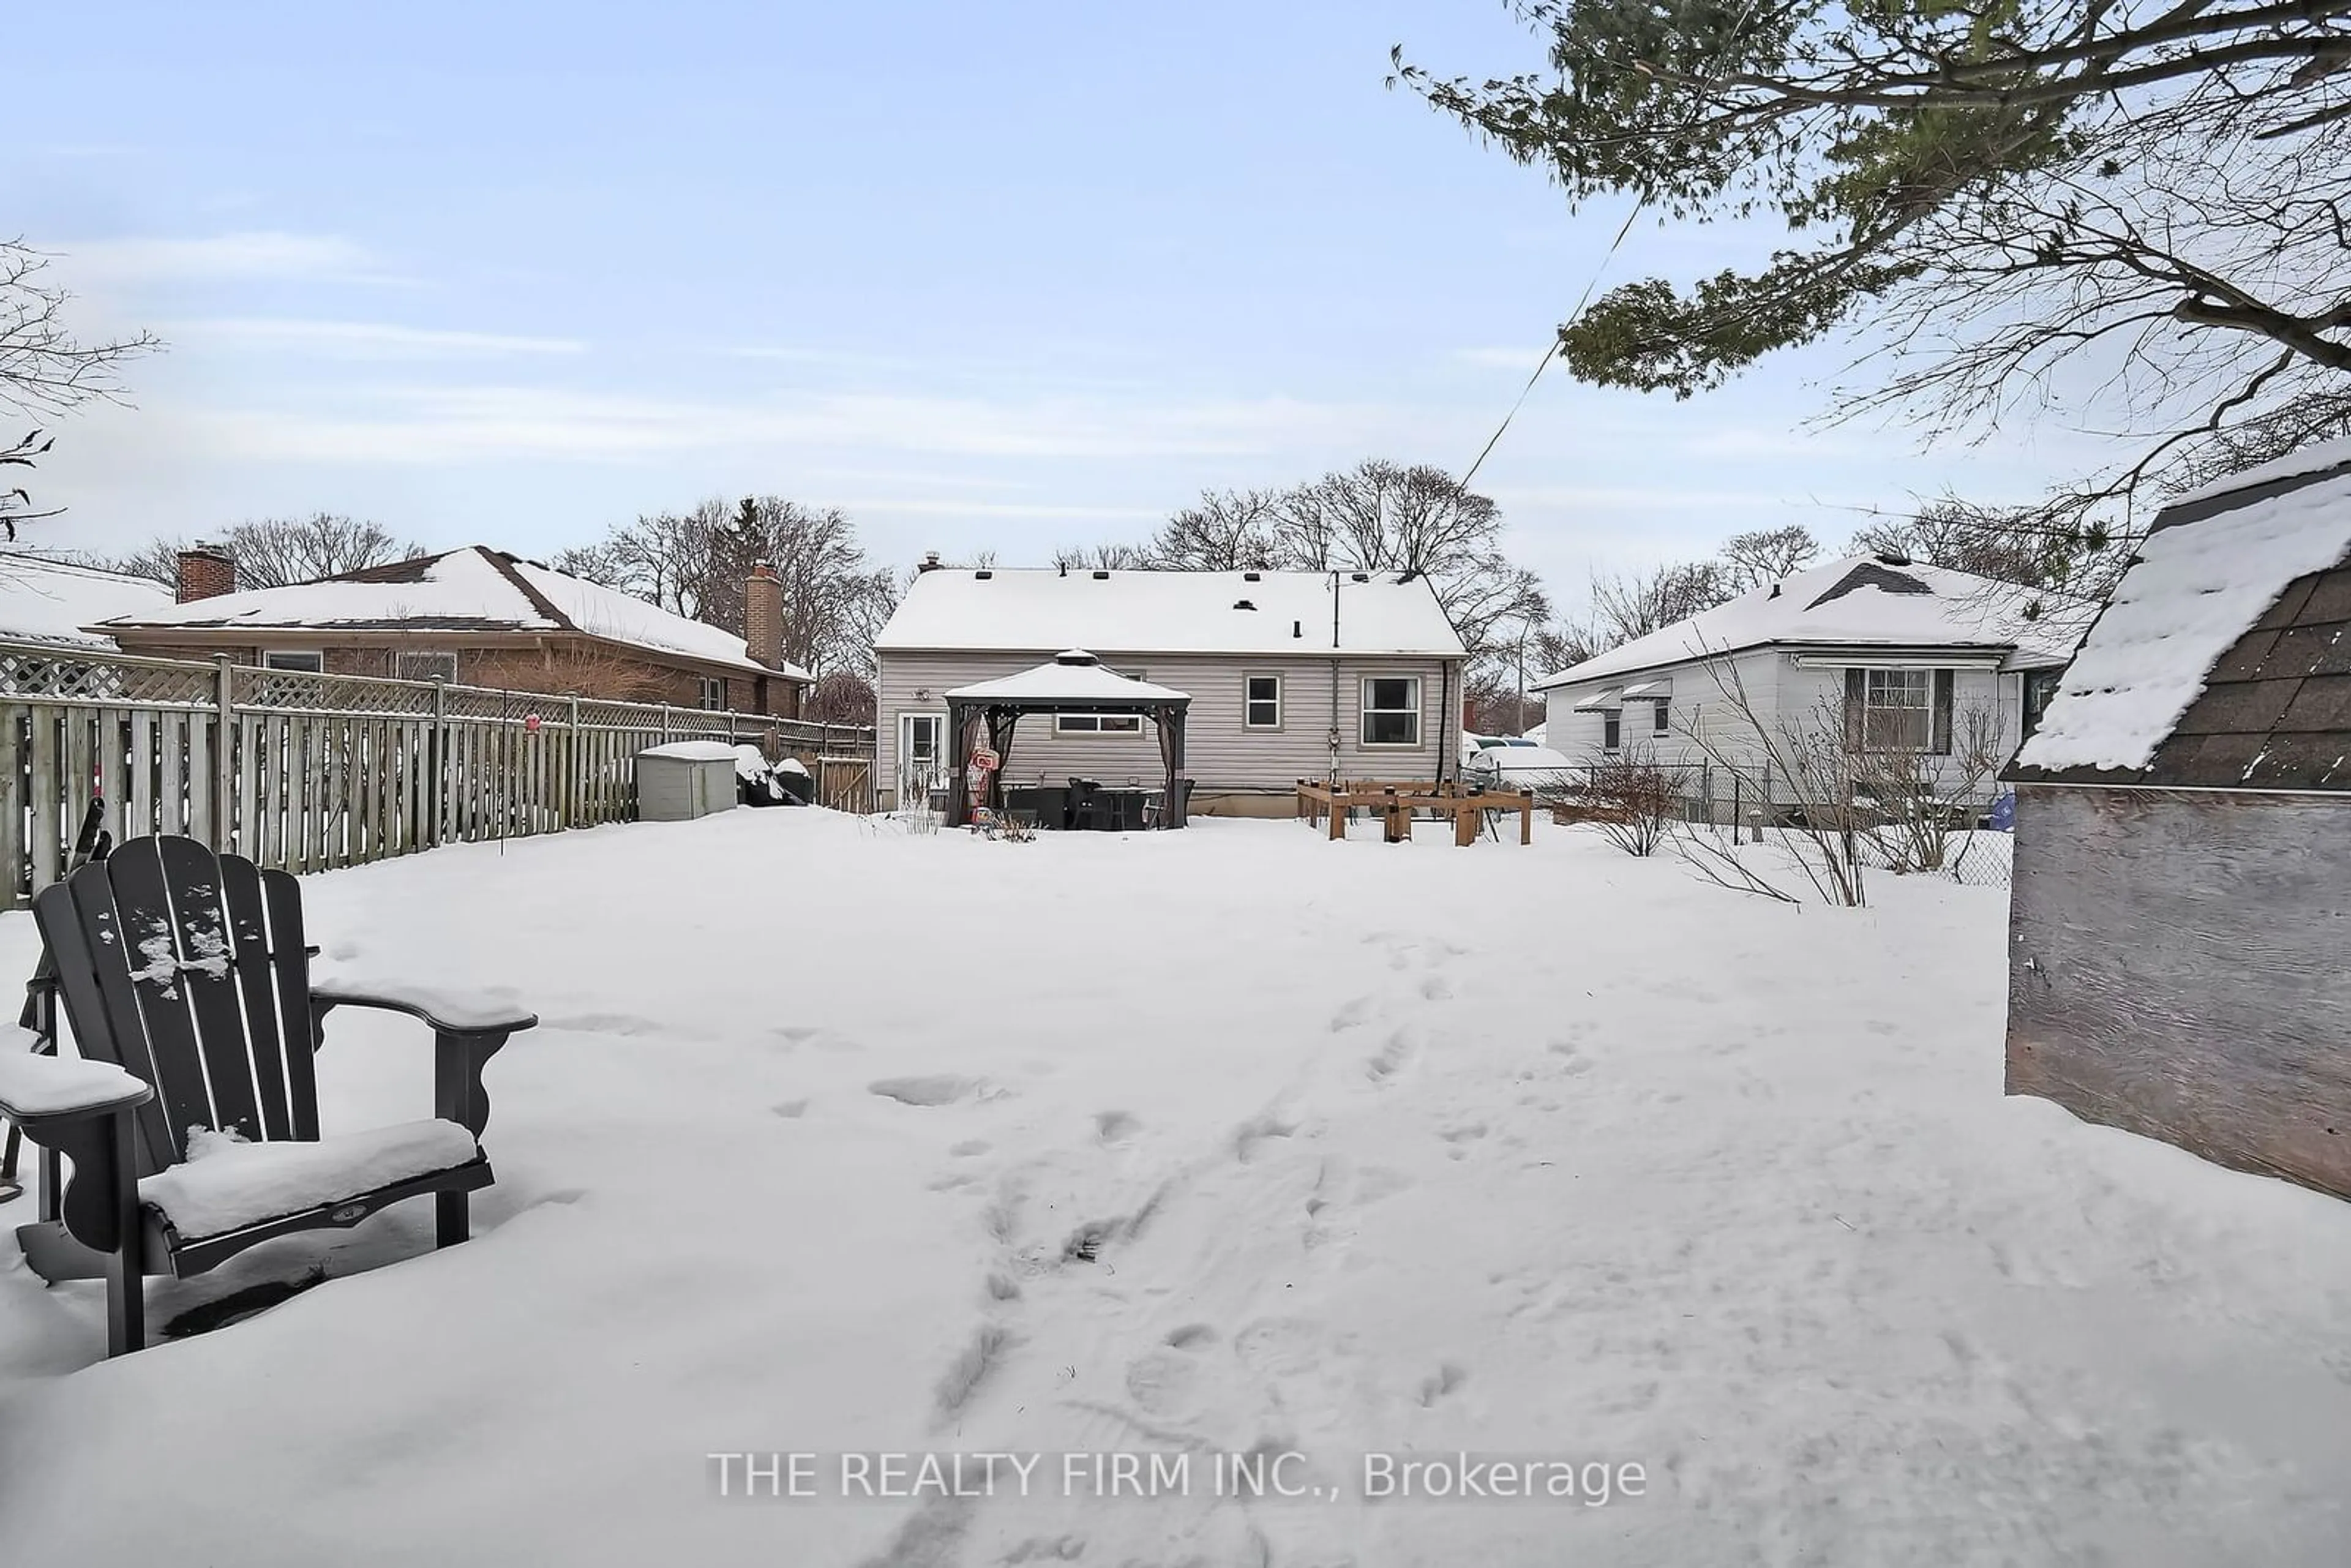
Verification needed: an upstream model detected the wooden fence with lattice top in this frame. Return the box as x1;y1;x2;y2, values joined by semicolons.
0;640;876;906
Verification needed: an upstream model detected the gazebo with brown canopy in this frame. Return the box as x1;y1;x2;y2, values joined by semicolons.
943;651;1193;829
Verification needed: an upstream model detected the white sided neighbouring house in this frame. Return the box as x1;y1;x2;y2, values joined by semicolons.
1534;554;2092;822
872;565;1469;815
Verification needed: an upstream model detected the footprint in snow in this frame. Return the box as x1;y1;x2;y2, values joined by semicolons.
1232;1114;1297;1163
1094;1111;1139;1145
1417;1363;1468;1406
770;1099;809;1119
870;1075;986;1107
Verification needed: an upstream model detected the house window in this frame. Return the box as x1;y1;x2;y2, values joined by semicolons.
1244;674;1282;729
263;650;324;673
700;678;728;711
2022;669;2063;739
1055;711;1143;736
394;650;457;683
1862;669;1932;751
1360;676;1421;746
1602;710;1622;752
1652;700;1670;735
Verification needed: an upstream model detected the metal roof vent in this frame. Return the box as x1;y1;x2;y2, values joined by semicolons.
973;569;992;579
1243;571;1262;582
1091;569;1111;580
1349;571;1370;583
1233;598;1256;610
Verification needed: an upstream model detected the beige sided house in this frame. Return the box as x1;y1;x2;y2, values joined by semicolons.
872;565;1469;815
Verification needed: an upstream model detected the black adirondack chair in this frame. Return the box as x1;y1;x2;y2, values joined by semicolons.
0;835;537;1356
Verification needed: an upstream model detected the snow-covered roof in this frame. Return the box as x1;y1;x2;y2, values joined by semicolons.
946;650;1191;705
875;568;1466;658
1535;555;2090;691
94;546;811;681
0;554;172;649
2013;459;2351;781
2170;436;2351;509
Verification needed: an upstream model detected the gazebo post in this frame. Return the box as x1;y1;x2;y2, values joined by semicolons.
1165;705;1188;828
945;699;973;826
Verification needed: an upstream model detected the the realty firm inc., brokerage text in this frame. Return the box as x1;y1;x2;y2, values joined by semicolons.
709;1450;1648;1507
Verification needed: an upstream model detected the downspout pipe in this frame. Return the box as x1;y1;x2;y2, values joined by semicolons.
1328;571;1341;786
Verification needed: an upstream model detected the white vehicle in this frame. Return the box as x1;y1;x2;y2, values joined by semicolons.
1462;743;1577;791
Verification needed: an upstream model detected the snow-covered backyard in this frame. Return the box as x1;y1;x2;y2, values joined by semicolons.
2;810;2348;1566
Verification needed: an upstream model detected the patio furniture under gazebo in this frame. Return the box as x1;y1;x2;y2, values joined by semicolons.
944;651;1193;830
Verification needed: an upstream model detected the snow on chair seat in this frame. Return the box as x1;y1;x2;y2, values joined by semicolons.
140;1119;484;1244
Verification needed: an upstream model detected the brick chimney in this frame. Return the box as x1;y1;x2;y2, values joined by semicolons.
176;544;237;603
744;560;784;670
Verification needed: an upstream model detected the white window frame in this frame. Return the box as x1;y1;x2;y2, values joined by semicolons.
699;677;729;712
1243;672;1283;730
1359;674;1422;748
262;650;324;673
1054;711;1144;737
899;711;947;805
1862;668;1932;752
393;650;457;683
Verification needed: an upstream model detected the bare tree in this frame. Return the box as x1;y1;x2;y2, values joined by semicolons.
108;514;422;590
1151;488;1282;570
3;240;160;418
1719;526;1821;592
804;670;877;726
0;428;59;541
1049;541;1155;572
1850;497;2121;599
1586;560;1736;650
2;240;161;542
568;496;898;678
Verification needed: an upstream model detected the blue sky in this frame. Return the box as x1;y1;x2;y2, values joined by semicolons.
12;1;2105;609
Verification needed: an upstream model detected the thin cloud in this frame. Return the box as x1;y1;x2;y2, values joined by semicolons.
189;385;1373;465
173;319;587;358
57;232;400;285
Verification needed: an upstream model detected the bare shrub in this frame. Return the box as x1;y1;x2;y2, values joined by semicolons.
1682;655;1870;907
1578;744;1678;858
1850;702;2005;875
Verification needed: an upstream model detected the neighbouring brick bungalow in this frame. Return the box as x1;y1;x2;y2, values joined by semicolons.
94;544;814;715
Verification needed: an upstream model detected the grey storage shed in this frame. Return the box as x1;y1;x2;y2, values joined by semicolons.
637;740;740;822
2004;440;2351;1199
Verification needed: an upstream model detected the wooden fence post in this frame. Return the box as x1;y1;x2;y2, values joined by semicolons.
212;655;235;850
429;676;447;847
565;691;581;829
